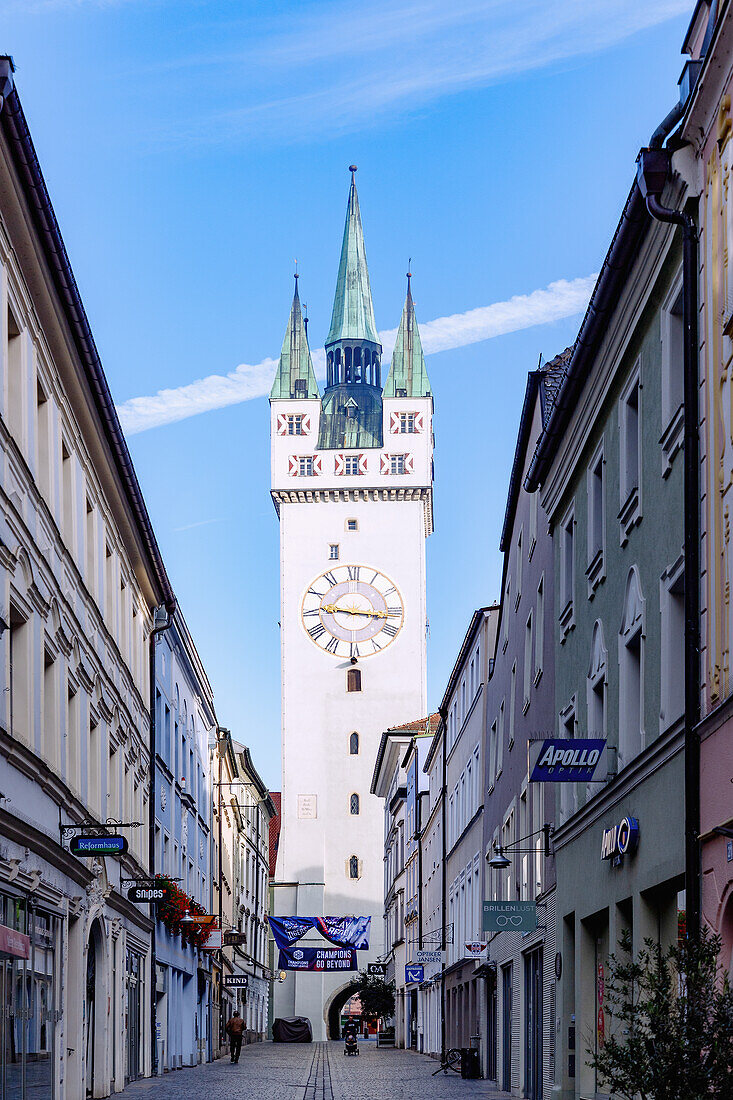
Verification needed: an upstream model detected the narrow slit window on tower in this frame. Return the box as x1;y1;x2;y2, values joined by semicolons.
347;668;362;693
350;793;360;815
349;855;360;879
346;519;358;532
329;544;339;560
349;731;359;754
294;378;307;397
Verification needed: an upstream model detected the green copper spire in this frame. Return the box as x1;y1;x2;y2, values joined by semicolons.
383;272;432;398
326;166;380;348
270;275;320;400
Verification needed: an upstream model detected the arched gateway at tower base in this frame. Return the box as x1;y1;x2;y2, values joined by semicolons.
325;982;361;1040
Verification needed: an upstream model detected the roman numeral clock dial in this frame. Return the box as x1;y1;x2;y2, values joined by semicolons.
300;566;405;658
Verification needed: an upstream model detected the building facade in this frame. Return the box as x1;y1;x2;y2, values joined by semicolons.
0;64;175;1100
270;169;434;1038
420;722;444;1059
442;609;498;1063
152;612;215;1071
482;361;561;1098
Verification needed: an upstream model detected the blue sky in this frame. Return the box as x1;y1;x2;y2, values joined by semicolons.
2;0;693;787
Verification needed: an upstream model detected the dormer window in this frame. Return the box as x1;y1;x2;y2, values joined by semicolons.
294;379;307;397
396;388;407;398
344;397;359;420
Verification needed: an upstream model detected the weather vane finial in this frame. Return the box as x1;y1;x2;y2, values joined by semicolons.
407;257;412;293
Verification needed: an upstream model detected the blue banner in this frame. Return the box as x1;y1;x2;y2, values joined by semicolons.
530;739;605;783
269;915;371;951
278;946;358;971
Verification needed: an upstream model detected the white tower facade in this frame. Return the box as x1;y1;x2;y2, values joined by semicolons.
270;169;434;1038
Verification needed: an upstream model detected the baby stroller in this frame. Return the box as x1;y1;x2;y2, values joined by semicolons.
343;1020;360;1055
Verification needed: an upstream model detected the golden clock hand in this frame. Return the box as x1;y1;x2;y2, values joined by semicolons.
322;604;388;619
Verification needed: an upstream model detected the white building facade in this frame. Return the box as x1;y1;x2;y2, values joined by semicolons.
270;168;434;1039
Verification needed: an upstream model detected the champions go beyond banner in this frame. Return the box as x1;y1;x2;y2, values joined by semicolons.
278;946;358;971
268;916;371;952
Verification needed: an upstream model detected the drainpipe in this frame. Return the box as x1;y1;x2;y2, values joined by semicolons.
148;601;175;1076
637;141;700;938
438;709;448;1064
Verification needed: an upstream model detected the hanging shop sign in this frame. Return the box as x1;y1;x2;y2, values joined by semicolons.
367;963;387;977
278;947;358;972
405;964;424;984
183;914;217;925
201;930;223;950
269;915;371;951
70;834;128;856
223;931;248;946
223;974;249;989
530;739;606;783
482;901;537;933
464;942;488;960
127;884;171;903
416;949;443;965
0;923;31;960
600;816;639;864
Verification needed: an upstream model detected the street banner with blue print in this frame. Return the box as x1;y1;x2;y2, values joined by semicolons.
269;915;371;951
278;946;358;971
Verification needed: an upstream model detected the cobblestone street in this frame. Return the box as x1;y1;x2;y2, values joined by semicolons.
120;1044;512;1100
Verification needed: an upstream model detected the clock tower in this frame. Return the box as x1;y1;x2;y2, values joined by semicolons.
270;168;433;1038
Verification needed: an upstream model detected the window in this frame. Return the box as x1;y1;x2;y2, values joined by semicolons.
559;698;577;822
349;855;360;879
61;440;73;549
535;576;544;684
586;442;605;595
528;490;538;560
661;278;684;471
346;519;358;531
349;731;359;754
350;793;360;815
497;700;505;776
287;414;305;435
502;579;510;651
390;454;406;475
9;606;30;744
559;504;575;637
299;456;314;476
7;307;23;447
515;529;523;609
619;567;645;768
293;378;307;397
329;544;339;560
86;497;95;594
619;367;642;543
344;455;360;475
42;648;57;766
660;557;684;732
523;611;533;712
587;619;607;745
67;681;79;792
399;412;416;433
347;668;362;692
36;379;51;502
508;663;516;749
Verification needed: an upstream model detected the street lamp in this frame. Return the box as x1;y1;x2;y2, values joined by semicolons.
487;824;553;869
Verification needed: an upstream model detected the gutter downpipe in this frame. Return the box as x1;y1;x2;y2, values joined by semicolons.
637;135;701;939
149;603;175;1076
438;709;448;1066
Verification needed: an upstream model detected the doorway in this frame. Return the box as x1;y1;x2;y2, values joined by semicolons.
486;974;497;1081
524;950;543;1100
85;923;102;1098
501;964;512;1092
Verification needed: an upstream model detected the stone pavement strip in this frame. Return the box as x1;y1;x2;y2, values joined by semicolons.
120;1043;513;1100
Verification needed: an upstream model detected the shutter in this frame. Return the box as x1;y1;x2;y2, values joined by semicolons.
302;416;311;433
288;456;297;476
313;456;322;475
277;414;288;436
358;454;368;475
380;454;389;474
390;412;400;433
405;454;414;474
335;454;345;476
415;413;424;433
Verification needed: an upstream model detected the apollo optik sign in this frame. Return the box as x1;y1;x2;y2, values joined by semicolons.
530;739;606;783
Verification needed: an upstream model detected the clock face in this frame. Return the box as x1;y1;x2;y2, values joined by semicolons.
301;565;404;658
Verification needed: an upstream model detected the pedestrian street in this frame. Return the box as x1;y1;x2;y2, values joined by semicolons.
117;1044;514;1100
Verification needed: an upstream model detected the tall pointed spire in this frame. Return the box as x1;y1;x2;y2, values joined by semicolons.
270;274;320;400
383;270;432;398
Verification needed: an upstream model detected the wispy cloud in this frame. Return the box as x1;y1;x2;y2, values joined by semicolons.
172;517;227;533
147;0;691;146
117;274;595;435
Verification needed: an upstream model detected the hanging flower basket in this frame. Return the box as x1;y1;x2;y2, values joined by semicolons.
155;875;213;948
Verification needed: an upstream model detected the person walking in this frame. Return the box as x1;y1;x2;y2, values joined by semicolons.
225;1010;244;1063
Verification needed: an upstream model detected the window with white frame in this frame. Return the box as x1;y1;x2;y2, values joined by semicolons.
619;366;642;542
299;455;315;476
535;575;544;684
473;744;480;812
587;619;607;799
398;412;416;433
587;442;605;595
502;580;510;651
660;556;684;732
329;544;339;560
559;504;575;637
346;518;358;531
509;664;516;748
523;611;533;712
390;454;406;475
489;720;497;792
661;277;684;471
619;567;645;768
497;699;505;775
344;454;360;475
287;414;305;435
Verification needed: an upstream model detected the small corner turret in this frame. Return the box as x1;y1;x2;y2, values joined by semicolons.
383;271;432;399
270;274;320;401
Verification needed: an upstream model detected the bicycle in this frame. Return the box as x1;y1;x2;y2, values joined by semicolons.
431;1047;463;1075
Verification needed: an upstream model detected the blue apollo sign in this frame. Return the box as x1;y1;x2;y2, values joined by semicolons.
600;816;639;863
530;739;606;783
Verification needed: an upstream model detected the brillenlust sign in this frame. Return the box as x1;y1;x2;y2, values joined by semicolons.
530;739;606;783
483;901;537;933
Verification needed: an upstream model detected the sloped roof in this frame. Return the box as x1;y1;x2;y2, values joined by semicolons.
316;382;383;449
383;280;432;398
270;278;320;400
326;169;380;348
387;713;441;734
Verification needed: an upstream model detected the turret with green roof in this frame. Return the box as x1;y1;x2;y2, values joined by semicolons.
383;273;432;398
270;275;319;400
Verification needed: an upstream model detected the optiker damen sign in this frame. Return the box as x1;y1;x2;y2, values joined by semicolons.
600;816;639;863
530;739;606;783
